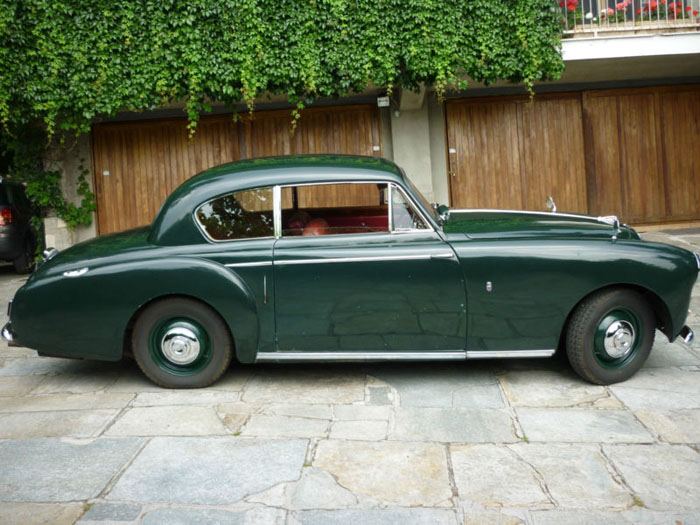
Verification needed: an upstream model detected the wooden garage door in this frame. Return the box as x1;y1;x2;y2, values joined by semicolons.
446;85;700;224
92;105;382;235
445;94;589;214
584;86;700;223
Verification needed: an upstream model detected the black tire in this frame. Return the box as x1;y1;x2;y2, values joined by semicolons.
566;288;655;385
13;237;35;274
132;297;233;388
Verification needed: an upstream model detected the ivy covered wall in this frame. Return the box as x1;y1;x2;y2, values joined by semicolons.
0;0;564;233
1;0;564;136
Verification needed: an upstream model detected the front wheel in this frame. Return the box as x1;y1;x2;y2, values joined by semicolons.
566;289;655;385
132;298;233;388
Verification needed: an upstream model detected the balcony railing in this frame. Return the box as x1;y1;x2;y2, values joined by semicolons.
561;0;700;36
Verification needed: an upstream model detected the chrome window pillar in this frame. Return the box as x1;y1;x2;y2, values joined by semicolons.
273;185;282;238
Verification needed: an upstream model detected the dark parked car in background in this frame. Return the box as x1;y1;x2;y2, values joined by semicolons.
0;179;37;274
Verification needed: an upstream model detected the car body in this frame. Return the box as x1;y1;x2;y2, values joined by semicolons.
3;155;698;388
0;179;37;274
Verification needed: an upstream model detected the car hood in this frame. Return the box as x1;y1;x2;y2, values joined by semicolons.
442;210;640;240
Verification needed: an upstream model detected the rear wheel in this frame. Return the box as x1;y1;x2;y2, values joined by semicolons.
132;298;233;388
566;289;655;385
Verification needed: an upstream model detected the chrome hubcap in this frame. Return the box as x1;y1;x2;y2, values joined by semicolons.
603;320;635;359
161;327;200;365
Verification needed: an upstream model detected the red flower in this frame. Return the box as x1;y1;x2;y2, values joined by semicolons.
636;8;641;13
694;10;699;15
559;1;565;6
686;5;692;10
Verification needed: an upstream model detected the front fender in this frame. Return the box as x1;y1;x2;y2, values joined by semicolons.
452;238;698;352
12;257;258;362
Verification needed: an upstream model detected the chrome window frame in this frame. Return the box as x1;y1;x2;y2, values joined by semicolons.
389;183;432;234
194;186;276;244
275;180;398;239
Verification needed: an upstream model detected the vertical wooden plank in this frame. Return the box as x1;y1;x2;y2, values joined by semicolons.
659;88;700;220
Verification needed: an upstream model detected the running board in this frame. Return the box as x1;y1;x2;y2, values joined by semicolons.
255;349;555;362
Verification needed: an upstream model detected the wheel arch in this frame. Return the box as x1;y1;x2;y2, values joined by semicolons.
559;283;672;350
123;293;237;361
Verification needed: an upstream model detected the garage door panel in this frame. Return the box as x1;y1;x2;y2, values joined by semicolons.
447;95;586;214
660;90;700;219
447;100;523;210
518;96;588;214
92;105;381;235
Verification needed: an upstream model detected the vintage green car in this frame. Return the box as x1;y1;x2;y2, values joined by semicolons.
3;155;698;388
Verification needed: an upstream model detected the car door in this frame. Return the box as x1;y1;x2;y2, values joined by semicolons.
272;181;467;355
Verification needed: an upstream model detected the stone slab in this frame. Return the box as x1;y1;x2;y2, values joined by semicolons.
517;409;654;443
247;467;358;510
643;335;700;368
0;438;143;501
634;409;700;443
509;443;632;508
609;368;700;410
243;369;365;404
0;502;84;524
451;444;550;506
604;444;700;510
332;404;391;421
0;392;133;413
329;420;387;440
313;439;452;507
105;406;228;436
242;414;329;438
131;391;240;407
372;364;496;408
291;508;459;524
80;502;142;521
264;403;333;420
0;375;45;396
0;409;118;438
141;507;285;524
391;407;517;443
31;370;120;394
108;437;307;504
499;370;613;408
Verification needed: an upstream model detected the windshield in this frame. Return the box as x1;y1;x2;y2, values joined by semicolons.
402;171;440;224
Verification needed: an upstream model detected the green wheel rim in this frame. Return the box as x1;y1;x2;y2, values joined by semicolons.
593;308;642;369
148;317;213;376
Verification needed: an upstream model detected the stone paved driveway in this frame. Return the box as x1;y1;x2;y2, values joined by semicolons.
0;230;699;525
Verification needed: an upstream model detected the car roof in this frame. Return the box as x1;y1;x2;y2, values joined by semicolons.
149;155;407;246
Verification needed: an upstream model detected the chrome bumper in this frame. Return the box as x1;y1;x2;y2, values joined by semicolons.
1;321;16;346
679;325;694;344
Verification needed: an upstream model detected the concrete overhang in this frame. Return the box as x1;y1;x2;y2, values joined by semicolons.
562;31;700;61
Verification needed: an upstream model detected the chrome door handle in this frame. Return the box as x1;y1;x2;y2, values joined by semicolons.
431;253;454;260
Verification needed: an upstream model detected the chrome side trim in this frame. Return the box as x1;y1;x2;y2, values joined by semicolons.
63;267;88;277
256;351;467;362
275;253;452;266
466;349;556;359
680;325;694;344
694;252;700;270
450;209;614;225
225;261;273;268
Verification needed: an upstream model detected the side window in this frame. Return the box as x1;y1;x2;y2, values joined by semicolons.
281;183;388;237
196;188;273;241
392;186;428;231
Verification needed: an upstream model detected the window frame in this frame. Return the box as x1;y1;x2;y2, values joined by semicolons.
194;180;435;244
194;186;276;243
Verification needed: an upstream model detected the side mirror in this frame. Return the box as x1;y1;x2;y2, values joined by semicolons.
545;196;557;213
